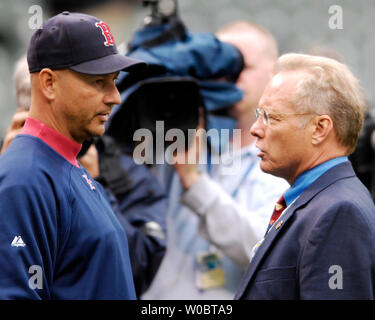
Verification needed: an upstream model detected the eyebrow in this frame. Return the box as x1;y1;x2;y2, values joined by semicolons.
82;72;120;80
104;72;120;80
260;105;275;113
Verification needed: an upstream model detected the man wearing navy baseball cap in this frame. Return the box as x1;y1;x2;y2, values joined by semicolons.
0;12;146;299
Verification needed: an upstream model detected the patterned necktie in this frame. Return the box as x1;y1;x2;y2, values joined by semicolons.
266;195;287;234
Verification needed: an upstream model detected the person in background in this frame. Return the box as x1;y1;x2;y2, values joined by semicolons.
236;53;375;300
0;11;146;299
0;56;29;154
143;21;288;300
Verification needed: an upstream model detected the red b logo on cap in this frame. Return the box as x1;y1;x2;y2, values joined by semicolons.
95;21;115;47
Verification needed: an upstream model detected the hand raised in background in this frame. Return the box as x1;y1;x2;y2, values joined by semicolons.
173;108;205;189
0;108;28;154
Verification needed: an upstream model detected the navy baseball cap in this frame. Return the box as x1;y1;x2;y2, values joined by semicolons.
27;11;147;75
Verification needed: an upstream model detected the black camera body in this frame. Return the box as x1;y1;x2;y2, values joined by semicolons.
108;76;201;148
143;0;179;25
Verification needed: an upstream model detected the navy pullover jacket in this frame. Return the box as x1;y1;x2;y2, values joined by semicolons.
0;117;136;299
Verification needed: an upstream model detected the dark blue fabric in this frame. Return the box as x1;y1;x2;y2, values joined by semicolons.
129;24;243;79
104;153;167;296
124;25;243;109
0;135;136;299
235;162;375;300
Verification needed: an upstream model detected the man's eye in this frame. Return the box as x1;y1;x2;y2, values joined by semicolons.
268;115;280;121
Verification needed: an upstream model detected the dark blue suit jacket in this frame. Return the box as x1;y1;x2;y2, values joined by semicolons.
235;161;375;300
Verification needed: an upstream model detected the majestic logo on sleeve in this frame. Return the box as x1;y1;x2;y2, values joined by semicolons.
95;21;115;47
11;236;26;247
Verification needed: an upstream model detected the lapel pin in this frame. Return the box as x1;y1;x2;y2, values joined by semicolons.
275;220;283;230
275;203;284;211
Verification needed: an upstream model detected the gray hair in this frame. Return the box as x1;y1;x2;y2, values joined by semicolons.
276;53;367;154
13;55;31;109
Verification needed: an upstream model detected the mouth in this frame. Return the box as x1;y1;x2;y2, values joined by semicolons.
257;151;265;159
96;112;110;122
256;144;266;159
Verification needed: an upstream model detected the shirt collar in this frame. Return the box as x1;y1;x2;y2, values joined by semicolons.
20;117;82;168
284;156;349;206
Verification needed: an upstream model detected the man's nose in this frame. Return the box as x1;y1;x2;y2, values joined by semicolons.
250;117;265;139
104;83;121;106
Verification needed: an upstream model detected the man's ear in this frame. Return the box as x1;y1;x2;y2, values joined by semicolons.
311;114;334;146
38;68;56;101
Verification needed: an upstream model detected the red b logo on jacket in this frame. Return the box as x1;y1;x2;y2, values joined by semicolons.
95;21;115;47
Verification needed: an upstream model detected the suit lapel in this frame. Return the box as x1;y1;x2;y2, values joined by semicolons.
235;161;356;299
234;198;298;299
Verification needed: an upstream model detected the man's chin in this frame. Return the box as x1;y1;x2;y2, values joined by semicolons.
86;126;105;140
259;160;274;175
260;161;288;182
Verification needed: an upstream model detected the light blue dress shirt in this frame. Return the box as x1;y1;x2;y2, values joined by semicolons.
284;156;349;206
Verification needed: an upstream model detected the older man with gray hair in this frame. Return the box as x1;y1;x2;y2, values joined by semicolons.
0;56;29;154
235;53;375;300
